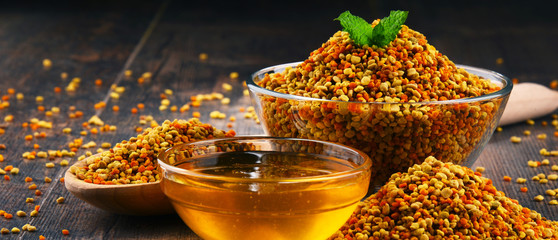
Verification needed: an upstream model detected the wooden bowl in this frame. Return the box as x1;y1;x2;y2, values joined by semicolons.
64;154;175;215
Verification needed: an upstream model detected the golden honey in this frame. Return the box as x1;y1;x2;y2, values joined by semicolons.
161;151;370;240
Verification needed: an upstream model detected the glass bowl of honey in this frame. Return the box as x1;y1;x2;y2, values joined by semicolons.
157;136;372;240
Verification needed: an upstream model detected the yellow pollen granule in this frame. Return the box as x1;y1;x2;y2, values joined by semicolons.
222;83;233;91
230;72;239;79
42;59;52;68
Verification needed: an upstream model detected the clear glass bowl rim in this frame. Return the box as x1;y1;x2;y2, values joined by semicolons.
157;136;372;184
248;62;513;105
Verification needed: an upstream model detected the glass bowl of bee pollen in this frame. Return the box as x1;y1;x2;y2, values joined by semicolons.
157;136;372;240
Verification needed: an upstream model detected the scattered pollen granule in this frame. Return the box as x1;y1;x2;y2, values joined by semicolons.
110;92;120;99
164;89;172;95
537;133;547;140
191;101;201;107
222;83;233;91
16;210;26;217
229;72;239;79
161;99;170;106
37;151;48;158
221;98;231;105
199;53;208;61
528;160;539;168
42;59;52;68
30;210;38;217
4;115;14;122
510;136;521;143
533;176;540;181
526;119;535;125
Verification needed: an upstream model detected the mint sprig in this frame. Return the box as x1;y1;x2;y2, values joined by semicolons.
334;11;373;46
335;10;408;47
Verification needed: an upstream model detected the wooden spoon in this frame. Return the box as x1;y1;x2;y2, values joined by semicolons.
64;154;174;216
499;82;558;126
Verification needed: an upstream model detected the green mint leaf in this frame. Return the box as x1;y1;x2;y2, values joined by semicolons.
334;11;373;46
370;10;408;46
335;10;408;47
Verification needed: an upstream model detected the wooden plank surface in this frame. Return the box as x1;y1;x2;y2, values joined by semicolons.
0;0;557;239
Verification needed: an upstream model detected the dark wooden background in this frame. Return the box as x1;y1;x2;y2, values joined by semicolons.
0;0;557;239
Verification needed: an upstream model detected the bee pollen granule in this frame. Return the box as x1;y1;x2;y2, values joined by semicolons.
330;156;558;239
71;119;235;185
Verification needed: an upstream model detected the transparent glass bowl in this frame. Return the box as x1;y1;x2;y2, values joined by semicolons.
157;136;371;240
248;62;513;186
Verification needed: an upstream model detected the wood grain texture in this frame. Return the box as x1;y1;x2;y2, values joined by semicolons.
0;0;557;239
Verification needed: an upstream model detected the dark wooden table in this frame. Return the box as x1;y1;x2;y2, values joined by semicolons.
1;0;557;239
